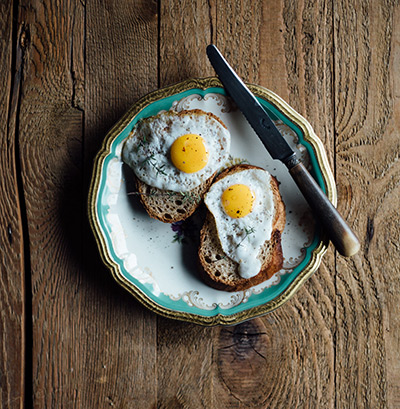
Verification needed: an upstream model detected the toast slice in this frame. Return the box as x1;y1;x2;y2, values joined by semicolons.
122;109;229;223
133;172;216;223
198;164;286;291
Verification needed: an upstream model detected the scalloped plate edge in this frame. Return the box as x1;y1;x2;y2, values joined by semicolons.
88;77;333;326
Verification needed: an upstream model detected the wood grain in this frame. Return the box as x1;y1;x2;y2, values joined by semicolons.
1;0;399;408
214;1;337;407
159;0;216;86
14;0;156;407
14;1;86;407
0;2;26;408
84;1;159;408
216;0;264;84
334;0;400;407
157;2;216;408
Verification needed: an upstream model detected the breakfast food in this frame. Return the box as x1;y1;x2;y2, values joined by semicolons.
122;109;231;222
198;164;286;291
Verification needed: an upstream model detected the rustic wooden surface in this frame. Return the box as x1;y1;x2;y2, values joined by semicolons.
1;0;399;408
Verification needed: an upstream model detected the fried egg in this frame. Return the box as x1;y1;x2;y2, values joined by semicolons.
204;168;275;279
122;110;230;192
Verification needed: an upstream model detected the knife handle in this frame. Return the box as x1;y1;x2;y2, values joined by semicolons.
288;162;360;257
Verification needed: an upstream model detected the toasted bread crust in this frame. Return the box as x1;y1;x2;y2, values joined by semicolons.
135;171;216;223
198;164;286;291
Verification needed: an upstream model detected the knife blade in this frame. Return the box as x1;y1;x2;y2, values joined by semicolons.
206;44;360;257
207;45;297;167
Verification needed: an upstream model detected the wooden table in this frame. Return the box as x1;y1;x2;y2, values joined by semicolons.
1;1;399;408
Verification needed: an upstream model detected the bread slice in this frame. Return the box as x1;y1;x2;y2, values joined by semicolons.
134;173;215;223
123;109;228;223
198;164;286;292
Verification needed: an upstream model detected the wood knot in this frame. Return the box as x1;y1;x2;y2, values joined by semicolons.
227;320;265;357
366;216;374;242
365;216;374;252
19;23;30;50
216;318;286;405
7;224;12;245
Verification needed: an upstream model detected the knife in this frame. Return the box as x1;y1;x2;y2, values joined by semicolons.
206;44;360;257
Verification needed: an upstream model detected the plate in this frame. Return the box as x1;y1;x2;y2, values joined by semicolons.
88;77;335;326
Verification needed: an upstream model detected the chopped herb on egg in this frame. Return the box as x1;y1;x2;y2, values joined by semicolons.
236;226;256;248
140;154;168;176
134;133;148;153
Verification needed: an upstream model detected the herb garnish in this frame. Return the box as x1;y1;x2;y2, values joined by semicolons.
135;133;147;153
237;226;256;248
140;154;167;176
211;226;256;263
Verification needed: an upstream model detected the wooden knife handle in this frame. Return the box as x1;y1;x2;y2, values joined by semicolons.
289;162;360;257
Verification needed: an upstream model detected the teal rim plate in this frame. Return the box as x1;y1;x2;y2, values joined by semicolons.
88;77;334;326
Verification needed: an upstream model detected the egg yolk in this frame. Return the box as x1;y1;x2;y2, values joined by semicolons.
170;134;209;173
221;184;255;218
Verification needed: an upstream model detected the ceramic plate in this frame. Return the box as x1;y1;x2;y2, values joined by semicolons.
88;77;335;326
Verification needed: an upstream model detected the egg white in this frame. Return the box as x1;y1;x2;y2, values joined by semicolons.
204;168;275;279
122;110;230;192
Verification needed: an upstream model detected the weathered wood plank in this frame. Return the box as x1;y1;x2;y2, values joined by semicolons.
156;2;217;408
13;1;157;408
14;1;86;407
215;0;264;83
334;1;400;408
156;1;337;408
385;7;400;408
84;1;159;408
0;2;26;408
159;0;216;86
15;0;159;407
214;1;336;407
